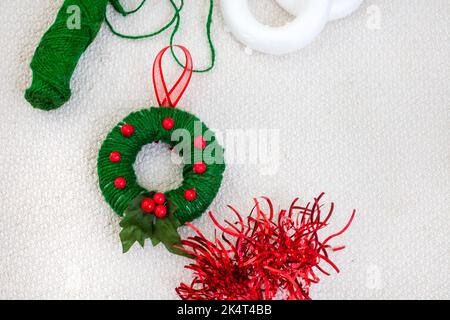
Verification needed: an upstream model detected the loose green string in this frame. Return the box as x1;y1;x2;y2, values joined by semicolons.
170;0;215;73
106;0;183;39
106;0;215;73
110;0;148;16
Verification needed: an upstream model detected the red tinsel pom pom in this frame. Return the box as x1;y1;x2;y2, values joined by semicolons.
176;193;355;300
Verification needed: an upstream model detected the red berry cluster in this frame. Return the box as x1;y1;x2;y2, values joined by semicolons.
141;192;167;218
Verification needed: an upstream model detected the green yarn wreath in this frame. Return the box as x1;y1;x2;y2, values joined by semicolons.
98;106;225;254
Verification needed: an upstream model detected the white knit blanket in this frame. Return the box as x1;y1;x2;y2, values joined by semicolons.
0;0;448;299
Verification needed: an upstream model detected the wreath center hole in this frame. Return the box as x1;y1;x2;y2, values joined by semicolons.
133;142;184;193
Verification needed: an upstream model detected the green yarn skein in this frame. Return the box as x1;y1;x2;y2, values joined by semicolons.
25;0;108;111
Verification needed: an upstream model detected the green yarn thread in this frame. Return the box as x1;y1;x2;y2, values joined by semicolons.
171;0;215;73
109;0;147;16
25;0;109;110
106;0;216;73
105;0;182;40
25;0;216;110
97;107;225;224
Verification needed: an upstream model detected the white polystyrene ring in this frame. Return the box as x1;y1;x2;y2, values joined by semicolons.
276;0;364;21
221;0;330;55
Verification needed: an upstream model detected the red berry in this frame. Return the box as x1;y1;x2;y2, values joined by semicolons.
114;177;126;189
121;124;135;137
109;151;121;163
154;205;167;218
162;118;174;130
141;198;155;213
193;162;207;174
194;136;206;150
153;192;166;205
184;189;197;202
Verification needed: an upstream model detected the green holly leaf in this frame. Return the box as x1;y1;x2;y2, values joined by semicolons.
150;199;179;247
151;212;192;258
167;197;179;216
118;193;192;258
119;194;153;253
150;236;161;247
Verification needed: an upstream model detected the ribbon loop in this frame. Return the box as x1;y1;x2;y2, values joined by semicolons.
152;45;193;108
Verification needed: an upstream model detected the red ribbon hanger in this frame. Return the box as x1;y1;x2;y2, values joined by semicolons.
152;45;193;108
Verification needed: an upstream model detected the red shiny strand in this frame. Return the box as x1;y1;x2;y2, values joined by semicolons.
176;193;355;300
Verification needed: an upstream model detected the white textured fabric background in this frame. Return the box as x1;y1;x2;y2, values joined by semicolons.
0;0;449;300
